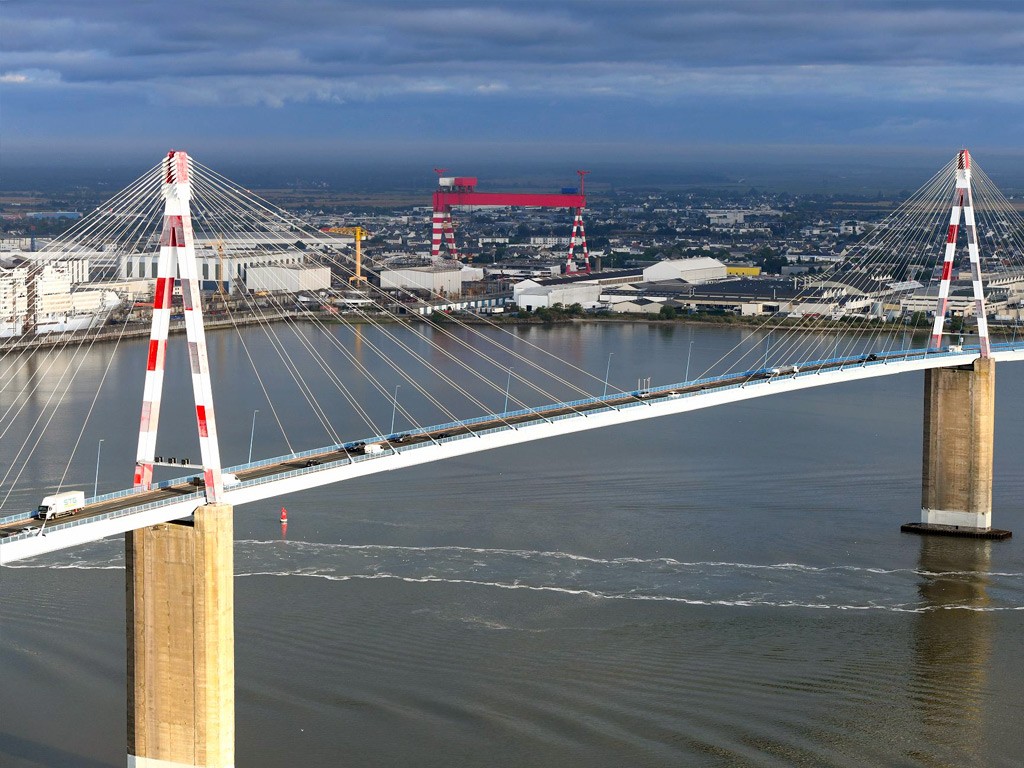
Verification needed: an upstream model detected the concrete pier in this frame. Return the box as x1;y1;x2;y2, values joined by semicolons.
905;357;1009;539
126;503;235;768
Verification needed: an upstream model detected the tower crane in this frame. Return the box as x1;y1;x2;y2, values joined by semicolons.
322;226;369;285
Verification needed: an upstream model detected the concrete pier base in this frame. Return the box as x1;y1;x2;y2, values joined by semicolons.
910;358;1005;537
900;522;1011;540
126;503;234;768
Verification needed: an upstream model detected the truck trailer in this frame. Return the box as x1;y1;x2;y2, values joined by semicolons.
38;491;86;520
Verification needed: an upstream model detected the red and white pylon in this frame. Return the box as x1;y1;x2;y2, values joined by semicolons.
566;170;590;274
430;207;460;261
133;150;226;503
929;149;991;357
566;209;590;274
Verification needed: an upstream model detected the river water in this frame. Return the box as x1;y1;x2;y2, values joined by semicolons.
1;321;1022;767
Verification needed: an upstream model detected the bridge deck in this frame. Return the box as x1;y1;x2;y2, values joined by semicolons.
3;343;1022;564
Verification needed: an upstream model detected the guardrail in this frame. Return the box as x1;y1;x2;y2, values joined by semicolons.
0;511;34;526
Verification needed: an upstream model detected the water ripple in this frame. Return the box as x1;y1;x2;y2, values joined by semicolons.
15;538;1020;614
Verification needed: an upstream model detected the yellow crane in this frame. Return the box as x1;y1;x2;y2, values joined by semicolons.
324;226;368;285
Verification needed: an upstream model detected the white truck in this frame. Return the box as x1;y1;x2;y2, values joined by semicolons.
38;491;86;520
364;443;386;455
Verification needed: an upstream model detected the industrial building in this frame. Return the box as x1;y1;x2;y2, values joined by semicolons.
123;234;345;294
642;257;727;284
514;281;601;311
900;286;1013;318
379;265;462;296
601;278;849;317
245;264;331;294
512;268;644;311
2;253;91;283
0;262;121;336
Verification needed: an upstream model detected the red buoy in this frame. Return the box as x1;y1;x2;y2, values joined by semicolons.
280;507;288;522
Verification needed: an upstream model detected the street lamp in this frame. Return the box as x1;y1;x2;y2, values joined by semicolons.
93;439;104;498
390;385;401;434
248;409;259;463
685;339;694;382
602;352;614;397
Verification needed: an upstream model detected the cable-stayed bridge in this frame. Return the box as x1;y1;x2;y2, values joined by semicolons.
2;148;1022;559
1;340;1022;564
1;149;1022;768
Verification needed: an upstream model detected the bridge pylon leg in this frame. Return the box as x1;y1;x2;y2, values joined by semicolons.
904;357;1010;539
126;503;235;767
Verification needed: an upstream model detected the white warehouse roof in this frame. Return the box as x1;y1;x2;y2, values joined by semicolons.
643;257;727;284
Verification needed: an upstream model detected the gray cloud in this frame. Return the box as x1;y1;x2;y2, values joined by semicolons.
3;1;1022;101
1;0;1022;160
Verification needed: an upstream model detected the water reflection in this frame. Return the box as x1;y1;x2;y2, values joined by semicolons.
912;537;992;767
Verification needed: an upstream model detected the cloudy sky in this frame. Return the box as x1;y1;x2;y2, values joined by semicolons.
3;0;1023;181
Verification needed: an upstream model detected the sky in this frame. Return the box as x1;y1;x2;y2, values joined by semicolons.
2;0;1024;188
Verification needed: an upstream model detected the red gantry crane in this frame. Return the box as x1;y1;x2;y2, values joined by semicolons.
431;169;591;274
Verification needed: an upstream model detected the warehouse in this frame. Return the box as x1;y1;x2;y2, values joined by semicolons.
245;264;331;293
513;281;602;311
379;266;462;297
642;257;727;284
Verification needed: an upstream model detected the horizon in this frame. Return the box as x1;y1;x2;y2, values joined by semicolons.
5;144;1024;198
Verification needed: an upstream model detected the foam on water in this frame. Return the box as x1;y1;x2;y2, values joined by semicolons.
13;538;1022;614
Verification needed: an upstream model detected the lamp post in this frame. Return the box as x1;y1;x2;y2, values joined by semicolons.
602;352;614;397
763;333;771;369
390;385;401;435
685;339;694;382
248;409;259;463
93;439;104;498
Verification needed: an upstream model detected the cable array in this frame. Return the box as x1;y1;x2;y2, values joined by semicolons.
0;151;1020;508
696;155;1024;382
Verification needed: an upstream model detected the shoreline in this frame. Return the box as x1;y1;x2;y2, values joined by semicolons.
427;311;1020;339
2;309;1015;353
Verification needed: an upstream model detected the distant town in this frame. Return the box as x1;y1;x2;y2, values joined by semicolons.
1;176;1022;341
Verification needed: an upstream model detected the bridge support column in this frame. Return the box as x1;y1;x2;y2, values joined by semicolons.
904;358;1009;539
126;503;235;767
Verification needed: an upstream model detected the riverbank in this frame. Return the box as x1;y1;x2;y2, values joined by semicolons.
4;307;1016;354
0;311;306;354
425;310;1022;339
